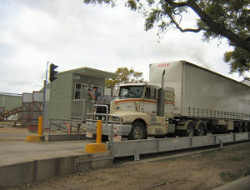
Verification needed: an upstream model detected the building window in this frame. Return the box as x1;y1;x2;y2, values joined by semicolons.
74;83;81;99
74;83;88;99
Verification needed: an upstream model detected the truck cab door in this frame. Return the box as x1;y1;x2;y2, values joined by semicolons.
141;87;157;115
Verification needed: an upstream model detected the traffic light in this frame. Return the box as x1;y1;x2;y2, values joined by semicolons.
49;63;58;82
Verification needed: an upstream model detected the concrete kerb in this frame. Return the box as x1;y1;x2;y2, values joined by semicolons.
213;175;250;190
25;135;45;142
0;151;113;188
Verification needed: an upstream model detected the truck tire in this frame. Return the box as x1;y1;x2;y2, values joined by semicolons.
196;121;206;136
128;121;147;140
185;121;195;137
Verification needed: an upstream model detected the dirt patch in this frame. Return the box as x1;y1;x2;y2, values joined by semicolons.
0;122;85;142
0;127;28;133
7;142;250;190
0;121;29;141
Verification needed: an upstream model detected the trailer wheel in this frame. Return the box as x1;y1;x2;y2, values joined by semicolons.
196;121;206;136
185;121;195;137
243;123;248;132
238;123;243;133
128;121;147;140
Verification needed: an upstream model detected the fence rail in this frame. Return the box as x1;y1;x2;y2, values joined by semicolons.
71;99;94;121
71;100;86;120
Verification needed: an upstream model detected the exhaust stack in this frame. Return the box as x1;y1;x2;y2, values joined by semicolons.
157;70;165;116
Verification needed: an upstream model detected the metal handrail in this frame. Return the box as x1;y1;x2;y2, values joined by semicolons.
87;104;123;125
86;113;122;125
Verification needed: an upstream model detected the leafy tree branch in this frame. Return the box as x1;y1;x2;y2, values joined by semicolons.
84;0;250;76
105;67;144;96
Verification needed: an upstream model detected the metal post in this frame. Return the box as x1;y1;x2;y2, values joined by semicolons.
111;123;114;144
2;96;5;107
96;120;102;144
219;140;223;148
38;116;43;136
70;123;72;134
77;123;81;135
49;122;51;135
109;123;114;152
42;80;46;135
42;62;49;135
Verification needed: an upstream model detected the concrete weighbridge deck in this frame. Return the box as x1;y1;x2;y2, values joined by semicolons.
0;140;113;188
1;132;250;188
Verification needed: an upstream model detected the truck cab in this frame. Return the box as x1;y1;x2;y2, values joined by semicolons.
86;83;175;140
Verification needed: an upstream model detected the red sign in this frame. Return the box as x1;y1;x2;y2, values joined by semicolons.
158;63;170;68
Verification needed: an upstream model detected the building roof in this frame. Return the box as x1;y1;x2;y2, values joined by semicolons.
58;67;117;79
0;92;22;97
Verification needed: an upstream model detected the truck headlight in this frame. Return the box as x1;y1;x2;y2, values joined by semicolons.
112;116;121;122
102;116;106;121
95;116;106;121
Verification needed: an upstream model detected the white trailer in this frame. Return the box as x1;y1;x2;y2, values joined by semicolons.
149;61;250;121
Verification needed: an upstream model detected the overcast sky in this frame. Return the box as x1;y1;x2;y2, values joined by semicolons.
0;0;246;94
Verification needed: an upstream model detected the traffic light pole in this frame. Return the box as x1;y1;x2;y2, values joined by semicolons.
42;62;49;135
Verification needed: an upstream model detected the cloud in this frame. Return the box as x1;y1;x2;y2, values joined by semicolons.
0;0;245;94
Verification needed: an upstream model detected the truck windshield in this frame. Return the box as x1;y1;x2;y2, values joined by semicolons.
119;86;144;98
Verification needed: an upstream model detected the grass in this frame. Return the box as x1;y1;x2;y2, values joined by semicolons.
219;171;242;182
219;167;250;182
226;156;245;161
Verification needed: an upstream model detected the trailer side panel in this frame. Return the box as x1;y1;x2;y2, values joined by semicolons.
182;62;250;120
149;61;250;121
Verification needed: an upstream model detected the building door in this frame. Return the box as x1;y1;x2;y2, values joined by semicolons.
72;83;89;120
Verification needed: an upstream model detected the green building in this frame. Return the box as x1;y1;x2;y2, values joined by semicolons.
49;67;116;123
0;92;22;112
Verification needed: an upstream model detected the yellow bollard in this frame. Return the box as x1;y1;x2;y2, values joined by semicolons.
85;120;107;153
26;116;43;142
96;120;102;144
38;116;43;136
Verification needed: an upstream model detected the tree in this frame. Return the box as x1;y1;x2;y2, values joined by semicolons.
84;0;250;77
105;67;143;96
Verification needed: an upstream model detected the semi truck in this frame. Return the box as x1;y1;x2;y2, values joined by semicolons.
86;60;250;140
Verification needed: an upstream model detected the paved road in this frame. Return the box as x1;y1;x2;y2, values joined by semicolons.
0;140;93;166
0;126;93;167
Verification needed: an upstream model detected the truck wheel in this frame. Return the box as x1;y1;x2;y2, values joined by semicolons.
185;121;195;137
196;121;206;136
128;121;146;140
